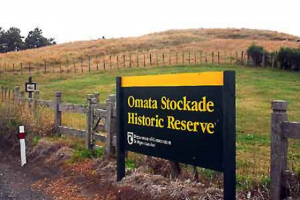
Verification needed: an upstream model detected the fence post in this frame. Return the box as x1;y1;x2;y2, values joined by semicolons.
54;91;62;132
272;55;275;68
123;55;126;67
88;56;91;71
33;90;40;119
109;55;112;69
117;55;119;69
262;53;265;67
106;94;116;156
13;86;20;102
81;58;83;72
270;100;288;200
85;94;93;149
241;51;244;65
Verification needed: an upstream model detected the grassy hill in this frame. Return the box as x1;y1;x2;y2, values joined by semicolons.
1;63;300;186
0;28;299;67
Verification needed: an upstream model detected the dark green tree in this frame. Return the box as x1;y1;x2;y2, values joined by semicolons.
0;27;6;53
25;27;56;49
0;27;24;53
247;44;266;66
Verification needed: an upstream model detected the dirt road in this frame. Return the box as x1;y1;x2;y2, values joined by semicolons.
0;150;52;200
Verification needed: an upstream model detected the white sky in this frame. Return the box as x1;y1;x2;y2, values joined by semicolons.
1;0;300;44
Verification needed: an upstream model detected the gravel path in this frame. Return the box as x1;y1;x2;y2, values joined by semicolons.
0;151;52;200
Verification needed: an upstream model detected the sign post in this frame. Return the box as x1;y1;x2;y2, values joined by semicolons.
25;76;37;98
117;71;236;200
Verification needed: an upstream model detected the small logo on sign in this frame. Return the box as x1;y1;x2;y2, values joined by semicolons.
127;132;134;145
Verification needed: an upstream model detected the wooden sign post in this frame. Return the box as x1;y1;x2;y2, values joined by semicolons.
117;71;236;200
25;76;37;98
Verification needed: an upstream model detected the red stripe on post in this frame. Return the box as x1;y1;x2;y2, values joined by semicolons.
19;133;25;139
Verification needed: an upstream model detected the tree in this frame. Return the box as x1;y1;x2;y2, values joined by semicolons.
0;27;6;53
25;27;56;49
0;27;24;53
277;47;300;70
6;27;24;52
247;44;266;66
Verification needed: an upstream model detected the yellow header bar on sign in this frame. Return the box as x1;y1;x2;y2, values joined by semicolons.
121;72;224;87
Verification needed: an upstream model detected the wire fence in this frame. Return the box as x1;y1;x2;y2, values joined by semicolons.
0;50;278;75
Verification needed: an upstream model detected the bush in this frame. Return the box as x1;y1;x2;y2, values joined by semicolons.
247;44;266;66
277;47;300;70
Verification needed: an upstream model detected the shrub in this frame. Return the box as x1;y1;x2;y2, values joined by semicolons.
247;44;266;66
277;47;300;70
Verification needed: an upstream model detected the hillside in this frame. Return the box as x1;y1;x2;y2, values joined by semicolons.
0;28;299;66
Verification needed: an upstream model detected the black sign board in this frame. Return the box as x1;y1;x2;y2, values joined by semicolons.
25;76;37;98
117;71;236;200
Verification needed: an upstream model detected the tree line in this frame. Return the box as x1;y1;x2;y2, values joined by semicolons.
247;44;300;70
0;27;56;53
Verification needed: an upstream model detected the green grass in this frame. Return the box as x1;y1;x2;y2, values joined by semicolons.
1;64;300;186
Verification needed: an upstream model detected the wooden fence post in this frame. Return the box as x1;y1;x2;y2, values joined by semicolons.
88;56;91;71
13;86;20;101
106;94;116;156
109;55;112;69
103;57;106;70
0;86;2;102
33;90;40;119
241;51;244;65
86;94;93;149
136;53;139;67
262;53;265;67
96;56;99;70
81;58;83;72
54;91;62;132
272;55;275;68
66;58;69;73
270;100;288;200
74;60;77;74
117;55;119;69
143;54;146;67
123;55;126;67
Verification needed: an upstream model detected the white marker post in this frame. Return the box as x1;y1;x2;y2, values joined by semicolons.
19;126;27;166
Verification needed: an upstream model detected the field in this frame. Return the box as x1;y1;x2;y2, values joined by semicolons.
1;63;300;188
0;28;299;69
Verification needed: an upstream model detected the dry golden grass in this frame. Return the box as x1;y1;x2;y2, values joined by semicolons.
0;28;299;70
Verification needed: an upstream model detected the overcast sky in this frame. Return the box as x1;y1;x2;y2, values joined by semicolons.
1;0;299;44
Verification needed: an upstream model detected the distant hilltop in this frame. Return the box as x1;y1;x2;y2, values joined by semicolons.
0;28;299;64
